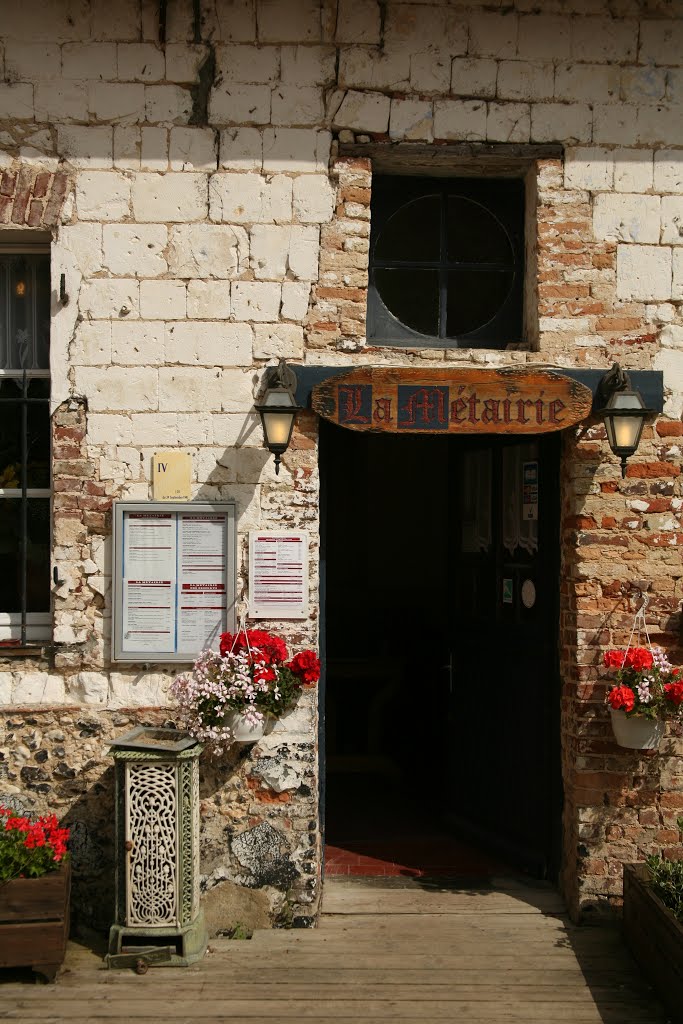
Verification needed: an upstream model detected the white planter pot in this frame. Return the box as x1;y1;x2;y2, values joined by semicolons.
223;711;268;744
610;709;665;750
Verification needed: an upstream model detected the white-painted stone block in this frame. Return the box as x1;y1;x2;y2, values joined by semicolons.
12;673;65;705
112;320;165;364
211;412;263;448
35;82;88;121
169;127;217;170
187;280;232;319
114;125;141;169
469;11;518;57
71;321;112;365
168;223;248;277
486;103;531;143
145;84;192;124
385;4;467;53
209;84;271;126
232;281;281;321
165;322;252;366
389;98;434;142
253;323;304;360
217;43;280;84
220;369;257;411
76;171;131;221
654;151;683;194
661;325;683;350
410;51;451;94
140;126;168;171
103;224;168;277
219;127;263;171
132;172;208;221
165;42;208;83
257;0;321;43
108;672;172;708
90;82;145;123
654;348;683;419
75;367;158;411
117;42;165;82
158;367;224;411
140;279;186;319
554;63;619;104
338;49;410;92
250;224;319;280
333;90;391;133
79;278;140;319
451;58;498;99
497;61;554;102
281;281;310;320
271;86;324;126
87;413;134;444
571;16;637;63
57;126;113;169
0;674;13;705
209;173;292;223
62;42;117;80
673;249;683;300
5;42;61;80
617;244;672;301
564;147;614;191
530;103;591;144
129;413;179;445
177;412;214;444
635;106;682;148
59;222;104;276
433;99;486;142
281;45;336;86
68;672;109;704
293;175;334;223
517;14;571;60
91;0;139;41
640;18;683;67
614;149;653;193
593;103;639;146
661;197;683;246
622;67;666;103
593;194;660;244
335;0;381;44
262;127;330;175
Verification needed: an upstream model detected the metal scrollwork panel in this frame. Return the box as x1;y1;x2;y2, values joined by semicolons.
126;763;178;926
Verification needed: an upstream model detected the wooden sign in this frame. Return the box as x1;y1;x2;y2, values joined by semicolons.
312;367;593;435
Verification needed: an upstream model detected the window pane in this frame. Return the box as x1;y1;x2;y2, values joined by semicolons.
0;379;50;489
446;197;513;265
446;269;513;336
375;268;439;336
0;498;50;612
0;255;50;370
374;195;440;262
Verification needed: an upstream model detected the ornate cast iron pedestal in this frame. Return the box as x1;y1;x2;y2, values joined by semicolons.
106;728;207;967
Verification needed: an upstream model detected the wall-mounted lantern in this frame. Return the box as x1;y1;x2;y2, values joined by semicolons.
255;359;302;475
598;363;652;478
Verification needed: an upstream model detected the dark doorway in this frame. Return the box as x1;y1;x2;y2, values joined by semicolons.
320;420;562;880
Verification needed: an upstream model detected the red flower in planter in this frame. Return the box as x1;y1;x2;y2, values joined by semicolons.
287;650;321;686
608;685;636;712
664;681;683;706
604;650;625;668
624;647;654;672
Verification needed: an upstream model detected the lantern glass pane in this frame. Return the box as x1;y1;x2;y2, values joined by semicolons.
263;410;294;446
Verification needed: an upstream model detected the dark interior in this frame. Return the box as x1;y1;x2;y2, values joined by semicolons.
321;420;562;879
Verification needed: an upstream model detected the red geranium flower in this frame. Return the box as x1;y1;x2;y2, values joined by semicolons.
608;685;636;712
604;650;624;668
624;647;654;672
288;650;321;685
664;681;683;706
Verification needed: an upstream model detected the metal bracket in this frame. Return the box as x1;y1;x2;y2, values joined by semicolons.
105;946;175;972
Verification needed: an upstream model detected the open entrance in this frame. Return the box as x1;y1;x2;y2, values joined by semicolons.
320;420;562;881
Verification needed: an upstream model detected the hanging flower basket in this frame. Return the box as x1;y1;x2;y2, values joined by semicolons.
609;708;665;750
171;627;320;753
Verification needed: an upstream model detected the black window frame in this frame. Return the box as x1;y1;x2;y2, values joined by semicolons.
368;175;525;350
0;244;51;647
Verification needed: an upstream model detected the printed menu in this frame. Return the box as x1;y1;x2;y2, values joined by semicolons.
249;531;308;619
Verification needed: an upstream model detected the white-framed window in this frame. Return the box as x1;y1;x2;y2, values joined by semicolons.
0;236;51;644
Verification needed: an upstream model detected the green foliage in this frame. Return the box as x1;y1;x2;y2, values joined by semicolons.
646;854;683;923
229;922;252;940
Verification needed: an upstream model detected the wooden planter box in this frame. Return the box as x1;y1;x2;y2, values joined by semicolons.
623;862;683;1021
0;860;71;981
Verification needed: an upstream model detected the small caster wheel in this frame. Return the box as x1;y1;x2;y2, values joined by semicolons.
135;959;149;975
